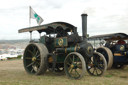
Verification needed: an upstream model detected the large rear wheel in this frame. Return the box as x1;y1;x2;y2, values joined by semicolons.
23;43;48;75
64;52;86;79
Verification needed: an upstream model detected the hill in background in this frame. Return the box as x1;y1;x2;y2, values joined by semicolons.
0;39;29;49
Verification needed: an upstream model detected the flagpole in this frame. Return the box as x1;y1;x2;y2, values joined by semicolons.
29;6;31;27
29;6;32;41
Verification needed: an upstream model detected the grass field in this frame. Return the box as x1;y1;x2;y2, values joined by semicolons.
0;60;128;85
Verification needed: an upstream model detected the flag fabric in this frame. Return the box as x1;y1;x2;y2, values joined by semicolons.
30;6;43;25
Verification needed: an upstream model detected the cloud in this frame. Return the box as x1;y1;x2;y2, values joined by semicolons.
0;0;128;40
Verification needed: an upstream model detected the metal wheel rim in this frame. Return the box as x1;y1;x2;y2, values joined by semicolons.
64;52;86;79
96;47;113;69
86;52;107;76
23;44;42;74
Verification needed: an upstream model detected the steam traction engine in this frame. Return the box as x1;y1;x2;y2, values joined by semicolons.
89;33;128;69
18;14;107;79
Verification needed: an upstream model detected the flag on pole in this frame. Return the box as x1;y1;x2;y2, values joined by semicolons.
29;6;43;25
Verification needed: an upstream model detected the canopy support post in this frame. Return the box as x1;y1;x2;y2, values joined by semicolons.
94;40;95;48
38;31;42;39
30;31;32;41
39;33;41;39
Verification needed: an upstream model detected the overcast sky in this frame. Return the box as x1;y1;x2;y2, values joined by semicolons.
0;0;128;40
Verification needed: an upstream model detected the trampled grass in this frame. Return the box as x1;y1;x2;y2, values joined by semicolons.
0;60;128;85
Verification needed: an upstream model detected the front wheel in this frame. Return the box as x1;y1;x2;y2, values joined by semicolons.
86;52;107;76
64;52;86;79
96;47;113;69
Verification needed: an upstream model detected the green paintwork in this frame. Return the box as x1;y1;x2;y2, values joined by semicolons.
55;37;68;47
56;54;66;63
40;36;45;44
56;53;80;63
66;47;76;53
56;46;79;53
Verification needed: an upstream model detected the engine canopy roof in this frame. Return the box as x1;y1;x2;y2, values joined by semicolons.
88;33;128;40
18;22;77;34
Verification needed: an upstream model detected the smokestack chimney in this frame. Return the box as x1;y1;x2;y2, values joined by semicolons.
81;13;88;41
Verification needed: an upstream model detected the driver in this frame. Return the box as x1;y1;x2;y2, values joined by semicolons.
117;40;126;44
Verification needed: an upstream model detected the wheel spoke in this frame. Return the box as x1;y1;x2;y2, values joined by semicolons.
69;68;73;73
32;45;36;53
95;68;98;75
36;54;40;58
75;69;80;77
69;57;73;63
26;62;34;67
76;57;79;65
27;49;34;56
96;67;102;74
92;68;96;74
35;62;40;67
36;58;41;61
35;50;39;57
97;63;104;69
25;57;32;59
67;57;73;63
97;66;103;72
67;62;71;66
31;68;34;72
32;65;38;72
73;55;75;62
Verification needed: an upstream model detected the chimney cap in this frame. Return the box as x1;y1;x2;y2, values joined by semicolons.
81;14;88;16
